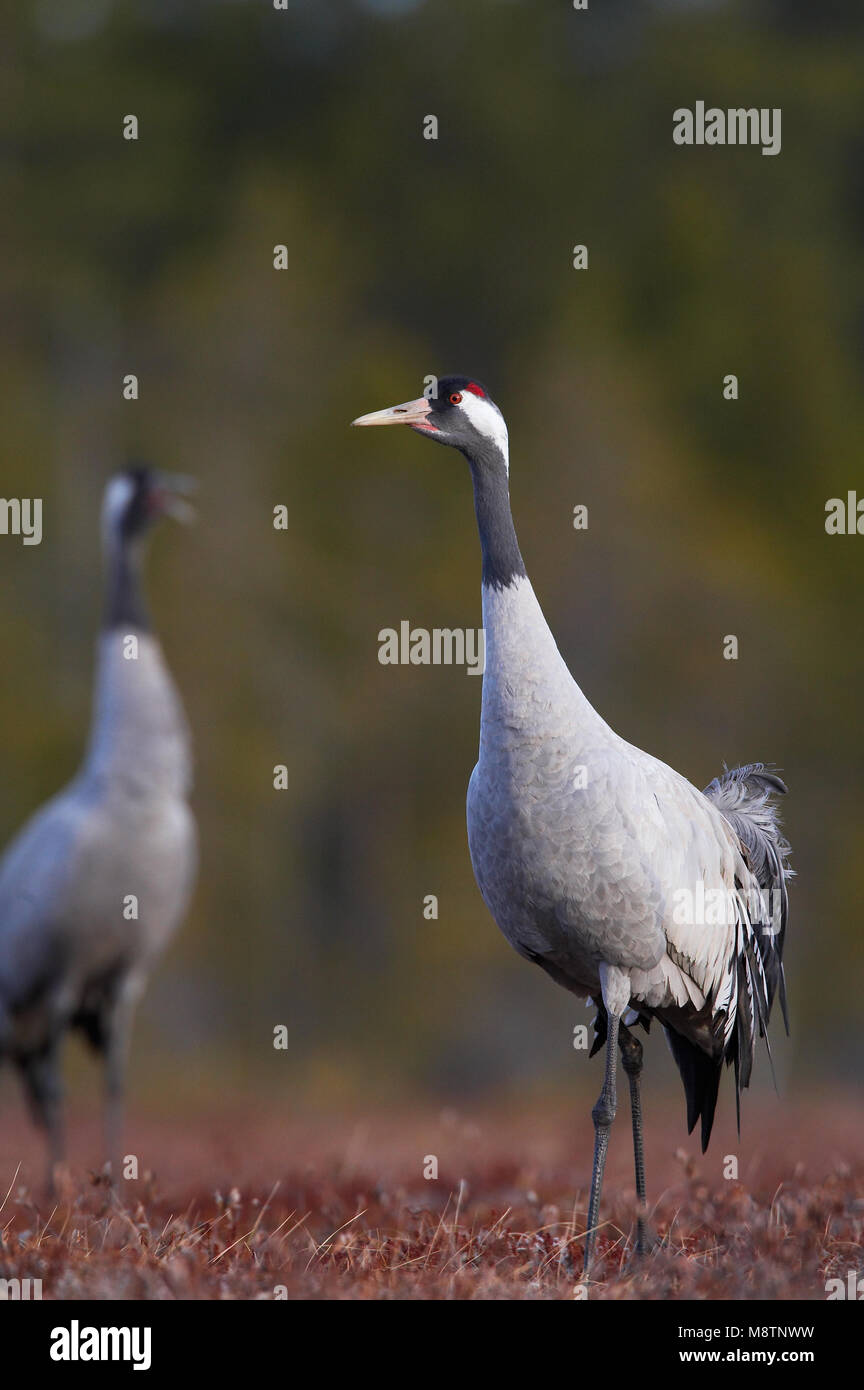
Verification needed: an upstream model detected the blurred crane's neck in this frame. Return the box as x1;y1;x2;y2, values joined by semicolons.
83;631;192;800
103;530;152;633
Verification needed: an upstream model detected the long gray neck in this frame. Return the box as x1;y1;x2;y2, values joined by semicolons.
104;533;151;632
469;444;610;747
467;445;526;592
82;631;192;800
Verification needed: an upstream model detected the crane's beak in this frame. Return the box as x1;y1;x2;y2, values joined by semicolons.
152;472;198;524
351;397;437;431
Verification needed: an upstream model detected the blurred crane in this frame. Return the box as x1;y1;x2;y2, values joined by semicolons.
0;468;198;1188
353;377;792;1273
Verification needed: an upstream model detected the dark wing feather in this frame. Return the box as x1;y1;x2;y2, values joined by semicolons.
701;762;793;1134
664;1026;722;1153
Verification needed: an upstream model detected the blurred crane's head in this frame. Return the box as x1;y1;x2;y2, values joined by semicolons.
352;376;509;471
101;467;196;551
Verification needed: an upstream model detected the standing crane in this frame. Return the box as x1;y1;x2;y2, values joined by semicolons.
0;467;198;1189
353;378;791;1273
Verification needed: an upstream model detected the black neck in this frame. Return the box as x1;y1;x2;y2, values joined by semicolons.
104;536;151;631
467;446;526;591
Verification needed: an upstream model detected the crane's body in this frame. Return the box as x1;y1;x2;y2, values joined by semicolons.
0;469;197;1185
471;573;758;1046
353;377;791;1272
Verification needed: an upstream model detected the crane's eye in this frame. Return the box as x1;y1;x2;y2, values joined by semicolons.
449;391;462;405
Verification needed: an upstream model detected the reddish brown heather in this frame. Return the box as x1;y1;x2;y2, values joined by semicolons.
0;1096;861;1300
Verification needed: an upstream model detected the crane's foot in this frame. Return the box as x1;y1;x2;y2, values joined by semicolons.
632;1214;660;1259
43;1158;74;1204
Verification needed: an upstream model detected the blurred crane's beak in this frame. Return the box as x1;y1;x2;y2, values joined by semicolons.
351;397;436;430
152;473;198;524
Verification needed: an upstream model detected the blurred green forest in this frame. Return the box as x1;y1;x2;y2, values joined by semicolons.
0;0;862;1110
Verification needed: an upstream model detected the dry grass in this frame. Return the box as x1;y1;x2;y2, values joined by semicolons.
0;1096;861;1299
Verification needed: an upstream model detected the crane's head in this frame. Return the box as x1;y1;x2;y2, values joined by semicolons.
102;466;196;550
352;376;508;470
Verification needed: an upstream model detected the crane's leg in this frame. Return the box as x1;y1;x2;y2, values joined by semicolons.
584;1008;619;1274
619;1023;648;1257
19;1041;65;1195
102;991;138;1188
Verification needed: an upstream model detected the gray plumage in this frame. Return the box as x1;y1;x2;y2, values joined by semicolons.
0;468;197;1184
353;375;793;1272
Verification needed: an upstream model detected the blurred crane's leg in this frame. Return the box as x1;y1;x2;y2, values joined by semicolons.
102;991;138;1187
619;1023;648;1257
19;1041;65;1195
584;1009;619;1274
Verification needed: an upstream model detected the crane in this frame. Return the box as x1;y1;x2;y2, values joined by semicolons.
353;377;791;1273
0;467;197;1189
